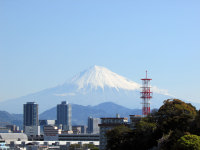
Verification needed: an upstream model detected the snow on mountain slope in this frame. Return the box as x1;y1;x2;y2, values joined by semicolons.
70;65;140;91
0;65;172;113
63;65;169;96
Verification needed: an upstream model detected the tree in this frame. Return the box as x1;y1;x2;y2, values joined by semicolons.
157;99;197;133
132;119;158;150
191;110;200;135
158;129;185;150
106;99;198;150
174;134;200;150
106;119;158;150
155;99;197;149
106;125;132;150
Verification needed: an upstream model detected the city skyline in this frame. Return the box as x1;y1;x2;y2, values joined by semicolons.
0;0;200;104
0;1;199;149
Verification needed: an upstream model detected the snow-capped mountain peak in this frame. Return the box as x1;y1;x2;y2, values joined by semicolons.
70;65;140;90
0;65;173;113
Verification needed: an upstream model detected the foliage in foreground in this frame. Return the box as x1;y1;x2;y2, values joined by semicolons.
106;99;200;150
175;134;200;150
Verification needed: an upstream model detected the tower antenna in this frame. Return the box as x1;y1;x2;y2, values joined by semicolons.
146;70;147;78
141;71;152;116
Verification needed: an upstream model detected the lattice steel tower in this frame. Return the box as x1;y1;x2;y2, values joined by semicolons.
141;71;152;116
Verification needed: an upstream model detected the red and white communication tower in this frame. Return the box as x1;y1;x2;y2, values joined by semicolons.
141;71;152;116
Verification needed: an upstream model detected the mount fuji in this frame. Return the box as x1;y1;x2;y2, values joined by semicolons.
0;65;172;113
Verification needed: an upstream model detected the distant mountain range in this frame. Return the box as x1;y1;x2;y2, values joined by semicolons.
40;102;142;125
0;65;173;113
0;102;141;127
0;111;22;128
2;100;199;128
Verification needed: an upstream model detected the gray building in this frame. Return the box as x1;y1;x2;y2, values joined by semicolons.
0;133;28;144
87;117;100;134
23;102;40;136
73;125;87;134
59;134;99;141
39;120;55;134
57;101;72;131
23;102;39;129
6;125;19;133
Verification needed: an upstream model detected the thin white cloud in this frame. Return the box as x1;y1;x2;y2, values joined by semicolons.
151;86;171;96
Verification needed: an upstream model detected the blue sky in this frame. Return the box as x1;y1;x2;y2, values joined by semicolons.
0;0;200;103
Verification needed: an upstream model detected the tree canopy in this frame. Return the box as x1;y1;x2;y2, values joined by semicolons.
174;134;200;150
157;99;197;133
106;125;132;150
106;99;200;150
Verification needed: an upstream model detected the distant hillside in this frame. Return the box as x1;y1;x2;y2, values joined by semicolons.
0;102;142;127
0;111;22;128
40;102;141;125
1;100;199;128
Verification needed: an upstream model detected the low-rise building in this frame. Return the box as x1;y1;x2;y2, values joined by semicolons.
73;125;87;134
0;133;28;144
6;125;19;132
43;125;62;141
39;120;55;134
24;126;40;136
44;125;61;136
59;134;99;141
72;126;82;134
0;127;10;133
0;139;10;149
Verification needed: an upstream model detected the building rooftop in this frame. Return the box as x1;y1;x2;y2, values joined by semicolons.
26;102;37;104
0;133;28;141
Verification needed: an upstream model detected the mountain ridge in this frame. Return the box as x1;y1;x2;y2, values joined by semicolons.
2;100;200;127
0;102;141;127
40;101;142;125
